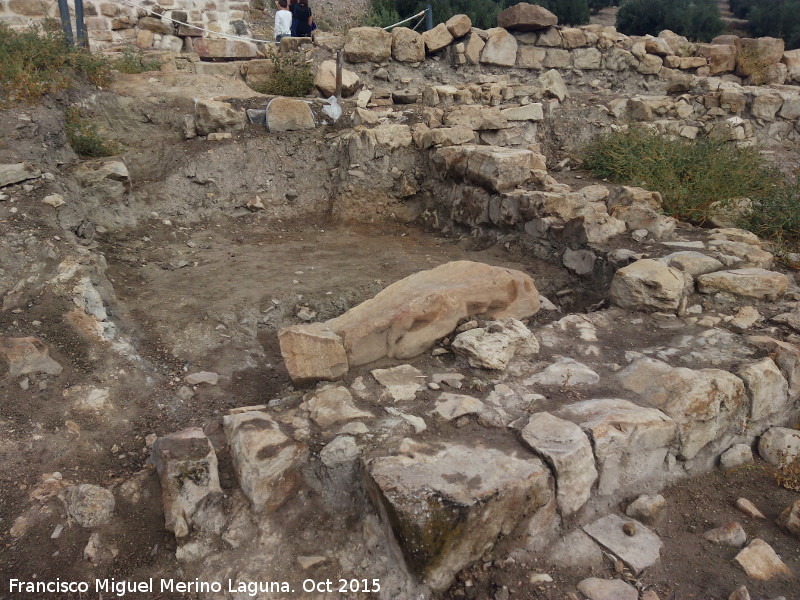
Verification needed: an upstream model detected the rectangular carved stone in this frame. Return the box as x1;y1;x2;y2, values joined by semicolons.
278;261;540;383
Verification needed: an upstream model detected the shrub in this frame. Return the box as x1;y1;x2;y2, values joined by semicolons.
365;0;401;27
588;0;618;12
0;21;111;106
250;53;314;97
64;107;120;158
112;48;162;74
615;0;723;42
581;127;800;251
746;0;800;51
728;0;754;19
368;0;591;30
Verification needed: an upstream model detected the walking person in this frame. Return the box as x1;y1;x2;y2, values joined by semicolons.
274;0;292;43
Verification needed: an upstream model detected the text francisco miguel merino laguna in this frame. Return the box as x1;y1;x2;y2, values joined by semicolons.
9;577;383;596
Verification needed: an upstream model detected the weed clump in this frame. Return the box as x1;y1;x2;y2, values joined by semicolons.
112;48;161;75
250;53;314;98
65;107;119;158
582;127;800;252
0;22;111;106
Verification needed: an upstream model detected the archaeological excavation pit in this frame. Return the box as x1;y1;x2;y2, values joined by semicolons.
2;3;800;600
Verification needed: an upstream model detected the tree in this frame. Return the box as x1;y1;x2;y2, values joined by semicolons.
747;0;800;50
615;0;723;42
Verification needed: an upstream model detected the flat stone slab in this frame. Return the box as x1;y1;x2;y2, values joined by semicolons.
697;268;788;300
577;578;638;600
583;514;663;574
371;364;426;401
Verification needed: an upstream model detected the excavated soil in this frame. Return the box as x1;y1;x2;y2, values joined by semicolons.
2;61;800;600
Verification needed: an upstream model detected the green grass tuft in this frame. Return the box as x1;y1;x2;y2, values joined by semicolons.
64;107;120;158
112;48;162;75
249;52;314;98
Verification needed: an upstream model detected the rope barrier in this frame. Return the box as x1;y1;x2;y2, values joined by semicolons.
116;0;274;44
382;10;427;31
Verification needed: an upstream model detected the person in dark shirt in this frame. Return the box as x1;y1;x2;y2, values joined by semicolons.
292;0;313;37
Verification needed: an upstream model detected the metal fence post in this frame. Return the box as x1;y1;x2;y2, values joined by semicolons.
425;2;433;31
75;0;87;48
335;50;343;100
57;0;74;45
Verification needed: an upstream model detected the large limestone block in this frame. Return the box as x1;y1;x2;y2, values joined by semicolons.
138;16;173;35
697;269;788;301
365;440;553;591
222;411;308;512
542;48;570;68
444;105;509;130
451;318;539;370
739;358;789;422
736;37;785;77
446;14;472;38
747;336;800;400
517;45;546;69
572;47;602;70
422;23;454;53
538;69;569;101
521;412;598;515
637;54;663;75
344;27;392;62
557;399;675;496
465;145;533;192
658;251;724;277
561;27;587;49
697;43;736;75
392;27;425;63
783;48;800;80
779;95;800;120
191;39;258;59
751;92;784;121
266;97;315;132
610;259;690;313
759;427;800;466
708;240;773;269
314;60;360;97
194;99;245;136
0;162;40;188
658;29;695;57
480;28;518;67
303;385;373;428
619;358;746;459
497;2;558;31
278;261;540;383
611;204;676;239
278;324;348;385
0;336;62;376
434;144;534;191
151;428;222;537
464;32;485;64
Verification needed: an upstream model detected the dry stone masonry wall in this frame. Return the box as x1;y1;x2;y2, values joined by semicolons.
0;0;255;53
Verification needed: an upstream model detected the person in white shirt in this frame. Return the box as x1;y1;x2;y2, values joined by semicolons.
274;0;292;43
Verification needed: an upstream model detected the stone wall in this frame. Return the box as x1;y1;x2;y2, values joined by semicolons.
0;0;255;54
